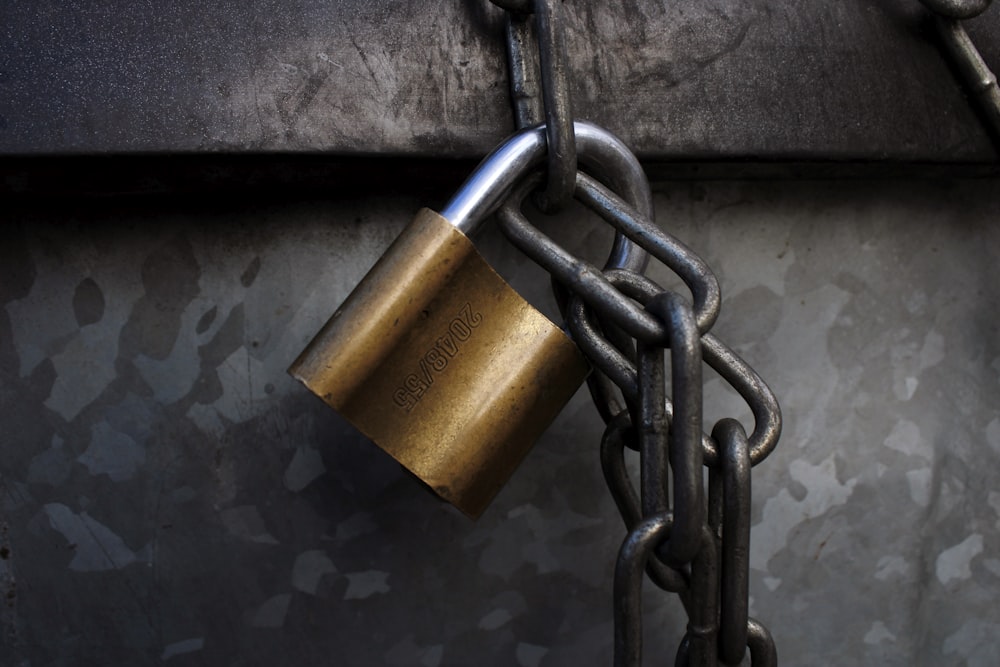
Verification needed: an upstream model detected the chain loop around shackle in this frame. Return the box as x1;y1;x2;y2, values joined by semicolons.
494;162;780;663
491;0;577;212
484;4;782;661
490;143;782;664
496;173;722;346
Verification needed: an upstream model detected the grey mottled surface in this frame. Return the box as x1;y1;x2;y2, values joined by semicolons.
1;178;999;665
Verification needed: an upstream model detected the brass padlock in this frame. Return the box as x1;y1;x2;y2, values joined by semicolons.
290;122;651;518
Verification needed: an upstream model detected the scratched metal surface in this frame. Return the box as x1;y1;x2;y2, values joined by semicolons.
2;177;1000;666
1;0;999;161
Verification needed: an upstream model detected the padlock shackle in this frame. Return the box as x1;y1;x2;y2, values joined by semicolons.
441;121;651;273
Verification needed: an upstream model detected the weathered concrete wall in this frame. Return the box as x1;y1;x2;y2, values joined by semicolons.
2;177;999;665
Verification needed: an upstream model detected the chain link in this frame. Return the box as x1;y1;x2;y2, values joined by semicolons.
492;0;577;212
484;1;782;663
919;0;1000;144
496;156;781;664
918;0;991;19
711;420;751;664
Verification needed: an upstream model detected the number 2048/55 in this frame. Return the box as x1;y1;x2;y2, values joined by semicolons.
392;303;483;412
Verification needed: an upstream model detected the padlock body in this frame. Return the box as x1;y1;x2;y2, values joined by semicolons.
289;209;589;518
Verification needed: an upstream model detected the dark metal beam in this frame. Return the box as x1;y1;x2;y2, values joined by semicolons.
1;1;998;162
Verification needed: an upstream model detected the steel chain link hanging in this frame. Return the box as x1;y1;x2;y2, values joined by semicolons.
485;1;782;664
919;0;1000;142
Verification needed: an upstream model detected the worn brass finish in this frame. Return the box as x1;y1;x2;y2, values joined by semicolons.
289;209;589;518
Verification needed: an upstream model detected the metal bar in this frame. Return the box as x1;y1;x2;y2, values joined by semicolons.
1;0;998;162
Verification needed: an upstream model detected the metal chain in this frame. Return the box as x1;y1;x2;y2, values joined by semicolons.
496;161;781;665
918;0;1000;144
491;0;577;212
484;2;782;663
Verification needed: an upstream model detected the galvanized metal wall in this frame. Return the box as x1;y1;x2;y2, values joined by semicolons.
2;177;999;665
